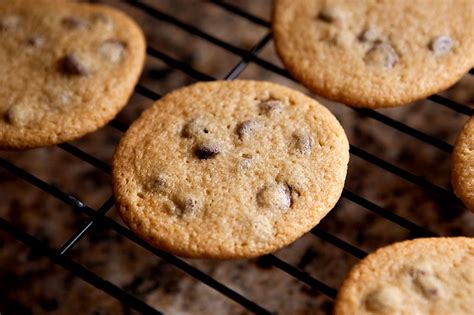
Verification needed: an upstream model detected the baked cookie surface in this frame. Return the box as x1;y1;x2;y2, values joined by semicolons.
112;80;349;259
272;0;474;108
0;0;145;149
334;237;474;315
452;116;474;212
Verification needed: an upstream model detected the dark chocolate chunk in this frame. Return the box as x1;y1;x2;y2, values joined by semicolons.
193;144;220;159
59;53;90;76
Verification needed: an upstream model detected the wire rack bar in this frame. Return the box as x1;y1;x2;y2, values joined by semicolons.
0;158;97;216
428;95;474;116
0;157;272;314
135;84;162;100
58;143;112;173
265;255;338;299
349;145;463;208
310;228;368;259
224;32;273;80
59;196;115;255
209;0;271;27
147;47;213;81
352;108;453;153
0;218;163;315
342;189;438;237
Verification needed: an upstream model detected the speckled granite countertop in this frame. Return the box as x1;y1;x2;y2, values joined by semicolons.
1;1;473;314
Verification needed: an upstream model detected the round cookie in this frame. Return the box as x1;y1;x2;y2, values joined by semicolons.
272;0;474;108
112;80;349;259
452;116;474;212
0;0;145;149
334;237;474;315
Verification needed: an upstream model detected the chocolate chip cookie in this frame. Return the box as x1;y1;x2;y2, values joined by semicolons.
112;80;349;259
452;116;474;212
0;0;145;149
334;237;474;315
272;0;474;108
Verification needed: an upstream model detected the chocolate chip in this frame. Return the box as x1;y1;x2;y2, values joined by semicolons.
406;265;443;299
364;42;398;69
177;199;197;215
290;132;313;155
332;30;354;48
59;53;90;76
61;16;88;30
172;195;199;216
182;119;209;139
364;286;402;312
239;154;253;170
193;143;220;159
259;99;284;115
256;183;291;211
27;35;45;47
317;7;344;23
236;120;261;140
143;175;168;193
286;184;300;208
91;13;111;24
359;26;379;42
0;15;20;31
430;35;453;56
99;39;127;64
5;104;32;127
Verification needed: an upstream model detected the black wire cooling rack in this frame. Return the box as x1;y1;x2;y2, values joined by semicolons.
1;1;473;314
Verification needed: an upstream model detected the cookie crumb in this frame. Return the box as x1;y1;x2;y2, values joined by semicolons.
0;14;20;31
236;120;261;140
257;183;291;211
59;53;90;76
430;35;453;56
364;42;398;69
193;143;220;160
61;16;88;30
99;39;127;64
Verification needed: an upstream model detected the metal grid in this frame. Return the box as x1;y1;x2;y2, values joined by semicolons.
1;1;472;314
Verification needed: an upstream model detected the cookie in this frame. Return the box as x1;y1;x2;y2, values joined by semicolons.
272;0;474;108
0;0;145;149
452;116;474;212
112;80;349;259
334;237;474;315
